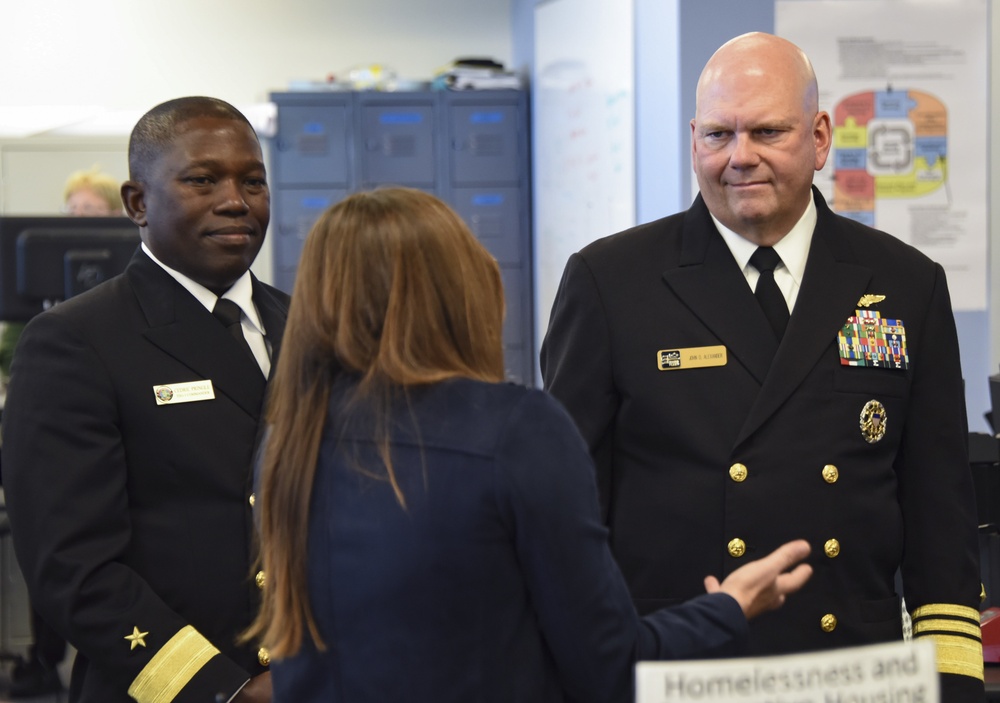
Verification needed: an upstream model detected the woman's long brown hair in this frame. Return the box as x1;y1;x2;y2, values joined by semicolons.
245;188;505;657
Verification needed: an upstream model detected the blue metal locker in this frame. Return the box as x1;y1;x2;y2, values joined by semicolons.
268;90;533;385
272;96;352;186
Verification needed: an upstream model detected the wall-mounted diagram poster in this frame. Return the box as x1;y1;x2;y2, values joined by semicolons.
777;0;988;311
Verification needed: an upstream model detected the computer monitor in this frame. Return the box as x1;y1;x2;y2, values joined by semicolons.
0;216;140;322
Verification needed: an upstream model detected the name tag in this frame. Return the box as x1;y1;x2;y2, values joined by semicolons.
153;380;216;405
657;345;727;371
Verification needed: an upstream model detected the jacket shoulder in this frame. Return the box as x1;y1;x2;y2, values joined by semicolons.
24;272;132;334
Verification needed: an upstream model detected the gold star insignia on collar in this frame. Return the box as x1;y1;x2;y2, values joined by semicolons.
857;294;886;307
125;626;149;650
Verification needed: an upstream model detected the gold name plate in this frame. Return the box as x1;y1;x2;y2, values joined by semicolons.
657;345;728;371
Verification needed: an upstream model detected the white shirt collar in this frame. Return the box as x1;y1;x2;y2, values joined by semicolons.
711;195;816;290
140;242;265;335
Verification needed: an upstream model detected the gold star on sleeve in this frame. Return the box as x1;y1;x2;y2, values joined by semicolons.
125;626;149;651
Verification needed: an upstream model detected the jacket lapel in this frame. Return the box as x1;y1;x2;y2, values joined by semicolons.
733;191;873;447
251;278;288;382
126;250;266;419
662;196;778;386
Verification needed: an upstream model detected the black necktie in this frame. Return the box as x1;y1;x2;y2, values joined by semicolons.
749;246;789;340
212;298;255;361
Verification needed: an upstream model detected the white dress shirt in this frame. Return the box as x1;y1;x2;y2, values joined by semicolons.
141;243;270;377
711;195;817;314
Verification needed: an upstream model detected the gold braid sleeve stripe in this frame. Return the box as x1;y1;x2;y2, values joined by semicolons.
912;617;983;640
910;603;983;680
911;603;980;622
128;625;220;703
911;633;984;681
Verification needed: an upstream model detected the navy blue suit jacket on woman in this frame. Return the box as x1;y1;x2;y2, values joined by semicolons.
269;377;748;703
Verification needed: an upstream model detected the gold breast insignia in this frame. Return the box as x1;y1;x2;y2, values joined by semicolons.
857;294;886;308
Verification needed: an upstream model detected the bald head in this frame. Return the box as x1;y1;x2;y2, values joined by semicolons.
690;32;831;246
697;32;819;118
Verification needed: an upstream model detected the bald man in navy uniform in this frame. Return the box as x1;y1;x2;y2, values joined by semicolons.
543;33;983;700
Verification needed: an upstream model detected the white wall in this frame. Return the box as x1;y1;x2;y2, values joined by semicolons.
0;0;514;282
0;0;512;113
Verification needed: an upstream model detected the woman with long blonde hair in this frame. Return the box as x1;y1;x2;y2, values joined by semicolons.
247;187;811;702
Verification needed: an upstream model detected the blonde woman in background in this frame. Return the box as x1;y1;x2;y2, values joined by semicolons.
62;166;123;216
1;166;125;388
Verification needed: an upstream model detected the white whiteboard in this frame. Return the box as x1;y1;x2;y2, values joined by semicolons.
533;0;636;350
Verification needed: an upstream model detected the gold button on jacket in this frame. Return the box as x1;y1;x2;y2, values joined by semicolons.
729;463;748;482
821;614;838;632
255;570;266;589
248;493;256;507
258;647;271;667
727;538;746;558
821;465;839;483
824;539;841;558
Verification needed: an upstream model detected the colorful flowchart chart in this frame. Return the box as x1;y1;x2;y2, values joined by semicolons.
832;89;947;227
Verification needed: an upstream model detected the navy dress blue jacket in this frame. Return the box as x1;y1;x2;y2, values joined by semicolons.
541;190;984;699
3;251;289;702
269;377;748;703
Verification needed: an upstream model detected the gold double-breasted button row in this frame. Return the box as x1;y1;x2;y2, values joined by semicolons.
728;538;840;559
820;467;840;633
728;463;840;633
726;464;748;559
246;492;268;667
729;463;839;484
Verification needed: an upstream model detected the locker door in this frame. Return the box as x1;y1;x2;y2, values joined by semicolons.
500;266;529;385
272;188;346;292
450;187;523;265
360;101;436;186
449;104;520;184
272;102;351;186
